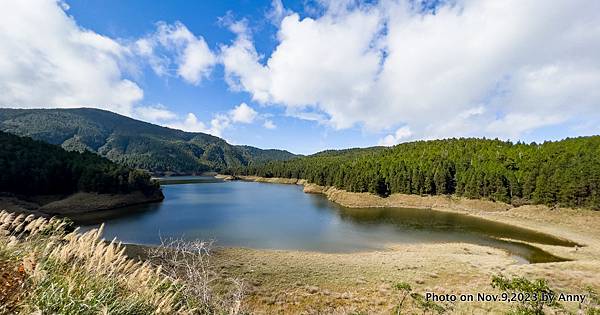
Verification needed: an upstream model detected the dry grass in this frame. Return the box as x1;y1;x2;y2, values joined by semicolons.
214;176;600;314
148;238;246;314
0;210;244;315
2;185;600;315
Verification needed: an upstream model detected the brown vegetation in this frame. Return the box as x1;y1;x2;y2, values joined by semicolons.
221;175;600;314
0;210;244;314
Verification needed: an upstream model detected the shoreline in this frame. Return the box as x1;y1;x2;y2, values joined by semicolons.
207;175;600;313
234;175;518;212
227;175;600;269
0;190;164;217
122;238;600;314
4;176;596;313
231;175;598;245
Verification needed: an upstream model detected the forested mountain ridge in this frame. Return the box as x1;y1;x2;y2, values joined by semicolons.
0;108;298;174
0;131;160;197
228;137;600;209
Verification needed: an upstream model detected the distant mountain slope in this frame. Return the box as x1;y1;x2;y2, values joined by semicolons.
0;108;298;174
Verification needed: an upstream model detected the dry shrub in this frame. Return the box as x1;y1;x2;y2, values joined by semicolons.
148;238;246;314
0;210;244;314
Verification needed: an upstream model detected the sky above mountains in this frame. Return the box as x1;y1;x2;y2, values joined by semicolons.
1;0;599;154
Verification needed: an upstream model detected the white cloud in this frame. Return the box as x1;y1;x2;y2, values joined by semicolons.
138;102;266;137
154;111;224;136
131;105;209;133
5;0;599;146
207;114;231;136
378;126;413;146
220;21;272;102
0;0;142;115
229;102;257;123
221;9;382;129
266;0;292;25
486;114;566;140
136;21;216;85
134;104;177;122
161;112;228;137
220;0;600;141
263;119;277;129
166;113;208;133
57;0;69;10
0;0;271;141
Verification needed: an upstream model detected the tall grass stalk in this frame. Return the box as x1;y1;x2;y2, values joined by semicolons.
0;210;244;314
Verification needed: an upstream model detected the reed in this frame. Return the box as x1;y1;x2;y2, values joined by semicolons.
0;210;245;315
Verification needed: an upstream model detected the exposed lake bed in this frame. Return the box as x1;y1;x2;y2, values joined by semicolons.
210;184;600;314
78;178;600;314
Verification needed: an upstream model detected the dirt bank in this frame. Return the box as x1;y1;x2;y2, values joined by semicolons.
0;190;164;216
214;174;236;181
41;191;164;214
217;175;600;313
235;175;600;251
244;175;598;230
236;175;512;212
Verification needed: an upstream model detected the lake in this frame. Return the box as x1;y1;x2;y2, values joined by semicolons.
75;179;577;263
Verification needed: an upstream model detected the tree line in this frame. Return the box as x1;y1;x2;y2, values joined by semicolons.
226;137;600;209
0;131;160;196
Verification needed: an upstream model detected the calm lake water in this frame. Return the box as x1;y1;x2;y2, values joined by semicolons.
75;179;577;263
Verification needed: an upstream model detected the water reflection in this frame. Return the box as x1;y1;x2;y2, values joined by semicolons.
73;180;575;263
334;207;576;246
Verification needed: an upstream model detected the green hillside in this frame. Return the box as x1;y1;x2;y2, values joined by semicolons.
228;137;600;209
0;108;298;174
0;131;160;197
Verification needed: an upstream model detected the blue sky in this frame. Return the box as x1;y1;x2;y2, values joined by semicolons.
65;0;376;153
1;0;599;154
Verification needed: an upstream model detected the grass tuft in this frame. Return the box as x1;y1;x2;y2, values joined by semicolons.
0;210;245;314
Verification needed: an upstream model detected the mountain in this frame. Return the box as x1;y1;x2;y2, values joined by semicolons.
0;108;298;174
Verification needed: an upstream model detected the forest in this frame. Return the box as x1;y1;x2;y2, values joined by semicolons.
227;137;600;209
0;131;160;196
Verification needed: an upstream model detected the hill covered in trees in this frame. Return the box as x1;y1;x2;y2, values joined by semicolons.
228;137;600;209
0;108;298;174
0;131;160;197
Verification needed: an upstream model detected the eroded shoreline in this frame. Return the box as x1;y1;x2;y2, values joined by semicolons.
0;190;164;217
230;175;596;246
8;175;595;313
205;175;600;313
